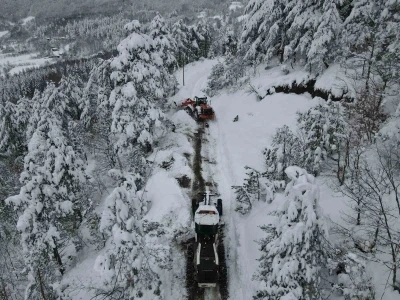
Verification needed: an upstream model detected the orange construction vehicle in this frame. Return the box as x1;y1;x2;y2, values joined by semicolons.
178;96;215;121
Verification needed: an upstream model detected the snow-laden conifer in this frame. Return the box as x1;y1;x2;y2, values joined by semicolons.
308;0;342;73
149;13;178;95
6;84;89;300
255;166;327;300
109;20;168;154
95;169;170;299
264;125;304;181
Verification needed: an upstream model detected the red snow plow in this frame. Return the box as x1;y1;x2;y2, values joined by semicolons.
177;96;215;121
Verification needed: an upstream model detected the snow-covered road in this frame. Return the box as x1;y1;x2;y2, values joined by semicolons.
176;59;318;299
187;60;318;299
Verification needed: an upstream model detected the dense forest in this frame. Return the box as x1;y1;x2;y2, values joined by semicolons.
1;0;400;299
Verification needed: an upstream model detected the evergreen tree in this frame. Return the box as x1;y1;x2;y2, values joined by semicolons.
255;166;327;300
233;166;277;215
211;23;238;57
340;0;399;91
0;96;32;158
6;84;89;300
195;18;214;58
241;0;289;64
96;170;170;299
297;99;348;175
284;0;322;67
308;0;342;73
264;125;303;181
233;166;263;215
172;19;200;65
203;61;227;97
149;13;178;96
109;20;167;160
81;59;113;130
149;13;177;72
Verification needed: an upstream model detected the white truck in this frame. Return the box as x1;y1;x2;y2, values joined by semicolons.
193;189;223;288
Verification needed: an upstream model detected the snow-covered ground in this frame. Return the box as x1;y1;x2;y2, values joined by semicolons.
58;58;397;299
0;52;54;75
207;76;319;299
21;16;35;25
180;59;397;299
0;30;9;39
229;1;244;11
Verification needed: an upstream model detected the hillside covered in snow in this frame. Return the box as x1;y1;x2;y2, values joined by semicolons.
1;0;400;300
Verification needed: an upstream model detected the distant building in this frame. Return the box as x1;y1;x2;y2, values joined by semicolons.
51;47;60;57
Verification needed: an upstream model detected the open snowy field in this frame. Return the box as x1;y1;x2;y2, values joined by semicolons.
0;52;54;75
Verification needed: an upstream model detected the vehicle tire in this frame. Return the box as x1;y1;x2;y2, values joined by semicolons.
217;199;223;216
185;107;193;117
192;198;198;217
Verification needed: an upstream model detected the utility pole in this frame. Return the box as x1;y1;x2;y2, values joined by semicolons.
182;52;185;86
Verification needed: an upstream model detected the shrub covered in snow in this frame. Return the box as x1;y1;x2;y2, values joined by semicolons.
264;125;304;182
203;53;247;96
233;166;276;215
280;64;290;75
327;252;375;299
203;61;226;97
254;166;328;299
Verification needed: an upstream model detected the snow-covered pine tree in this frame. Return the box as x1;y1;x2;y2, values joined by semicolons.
308;0;342;74
172;19;200;65
96;169;170;299
340;0;392;89
58;74;86;121
6;84;89;300
204;48;247;96
149;13;178;96
241;0;289;65
255;166;327;300
0;95;32;159
195;18;214;58
284;0;322;69
210;19;239;58
81;59;113;131
297;99;348;176
233;166;262;214
263;125;303;181
110;20;169;177
233;166;276;214
297;101;328;175
26;89;47;142
203;61;226;97
0;101;18;155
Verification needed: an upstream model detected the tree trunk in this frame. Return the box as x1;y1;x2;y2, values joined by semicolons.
52;240;64;275
365;41;375;91
37;270;48;300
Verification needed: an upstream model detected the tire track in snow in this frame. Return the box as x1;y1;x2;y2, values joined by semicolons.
202;126;228;300
208;115;246;300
